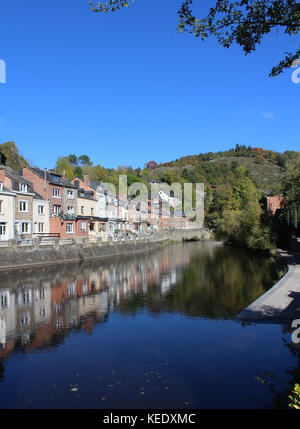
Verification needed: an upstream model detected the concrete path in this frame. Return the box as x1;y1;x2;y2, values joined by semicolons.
237;249;300;323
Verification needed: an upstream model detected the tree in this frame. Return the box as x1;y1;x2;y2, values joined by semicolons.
55;156;76;180
90;0;300;77
282;162;300;233
67;154;78;165
78;154;92;166
145;161;158;170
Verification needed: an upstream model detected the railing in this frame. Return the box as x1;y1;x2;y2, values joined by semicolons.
33;233;61;238
0;228;210;249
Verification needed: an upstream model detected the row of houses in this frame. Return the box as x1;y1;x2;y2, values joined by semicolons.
0;166;190;241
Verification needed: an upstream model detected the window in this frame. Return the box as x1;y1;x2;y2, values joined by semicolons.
53;188;60;198
67;190;74;199
53;205;61;214
36;288;45;300
19;200;28;212
21;222;31;234
67;206;74;214
40;307;46;317
81;222;86;232
50;174;60;182
0;200;3;213
18;290;32;306
67;283;75;295
19;183;28;193
0;291;9;309
91;208;94;216
66;223;74;233
82;282;88;294
81;206;84;215
0;183;3;191
38;205;44;214
37;223;44;233
89;223;95;232
20;312;31;326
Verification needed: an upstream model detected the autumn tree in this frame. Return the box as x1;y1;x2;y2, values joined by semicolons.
145;161;158;170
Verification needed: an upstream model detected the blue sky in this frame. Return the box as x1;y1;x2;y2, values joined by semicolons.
0;0;299;169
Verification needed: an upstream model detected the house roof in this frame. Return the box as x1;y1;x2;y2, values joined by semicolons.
0;166;34;192
27;167;77;189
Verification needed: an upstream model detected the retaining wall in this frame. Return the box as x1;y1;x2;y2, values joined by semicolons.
0;229;211;271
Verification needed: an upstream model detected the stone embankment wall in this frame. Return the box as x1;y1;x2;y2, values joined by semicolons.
0;229;211;271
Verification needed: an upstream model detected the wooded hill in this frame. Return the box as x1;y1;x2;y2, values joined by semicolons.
1;142;299;196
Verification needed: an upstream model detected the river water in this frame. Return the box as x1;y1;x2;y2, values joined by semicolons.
0;241;298;409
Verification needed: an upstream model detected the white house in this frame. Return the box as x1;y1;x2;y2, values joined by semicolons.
33;195;50;235
0;181;15;241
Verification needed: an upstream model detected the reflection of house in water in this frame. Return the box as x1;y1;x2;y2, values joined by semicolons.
0;281;52;360
0;245;191;361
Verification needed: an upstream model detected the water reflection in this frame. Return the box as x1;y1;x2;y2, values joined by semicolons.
0;242;280;364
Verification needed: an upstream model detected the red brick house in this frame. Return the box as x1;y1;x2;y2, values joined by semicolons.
22;167;78;236
266;195;285;215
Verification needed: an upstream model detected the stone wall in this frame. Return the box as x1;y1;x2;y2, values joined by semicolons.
0;229;211;271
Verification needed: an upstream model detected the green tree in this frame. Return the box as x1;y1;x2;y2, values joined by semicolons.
55;156;75;181
90;0;300;77
67;154;78;165
78;154;92;167
282;162;300;233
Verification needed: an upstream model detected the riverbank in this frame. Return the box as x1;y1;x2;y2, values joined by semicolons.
237;249;300;323
0;229;211;272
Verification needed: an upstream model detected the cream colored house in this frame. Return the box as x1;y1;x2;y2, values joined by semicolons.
33;195;50;236
76;191;101;239
77;194;97;219
0;182;15;241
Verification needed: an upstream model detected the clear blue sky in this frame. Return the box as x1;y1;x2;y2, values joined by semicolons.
0;0;299;169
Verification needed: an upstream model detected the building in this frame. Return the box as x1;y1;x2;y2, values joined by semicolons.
22;167;78;237
0;180;15;241
33;194;50;236
0;166;35;239
76;187;103;240
265;195;285;215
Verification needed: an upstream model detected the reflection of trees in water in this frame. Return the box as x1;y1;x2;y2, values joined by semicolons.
0;361;4;382
117;245;280;319
252;325;300;409
0;243;281;371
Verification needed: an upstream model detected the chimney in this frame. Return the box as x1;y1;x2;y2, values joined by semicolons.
44;168;47;190
83;174;90;187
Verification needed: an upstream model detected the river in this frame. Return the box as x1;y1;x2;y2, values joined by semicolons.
0;241;298;409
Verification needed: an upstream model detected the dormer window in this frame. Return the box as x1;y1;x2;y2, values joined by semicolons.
50;174;60;182
19;183;28;193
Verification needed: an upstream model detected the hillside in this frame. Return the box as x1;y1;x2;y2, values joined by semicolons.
145;145;299;193
1;141;299;196
0;141;29;170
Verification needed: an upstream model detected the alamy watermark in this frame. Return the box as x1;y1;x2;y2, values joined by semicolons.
291;59;300;84
0;59;6;83
100;176;205;227
291;319;300;344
